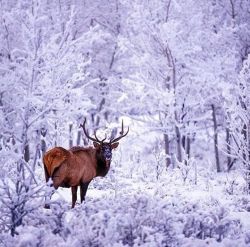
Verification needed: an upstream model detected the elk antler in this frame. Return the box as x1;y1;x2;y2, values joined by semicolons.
110;120;129;143
80;118;107;143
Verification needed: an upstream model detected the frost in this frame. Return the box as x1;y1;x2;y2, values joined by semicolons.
1;0;250;246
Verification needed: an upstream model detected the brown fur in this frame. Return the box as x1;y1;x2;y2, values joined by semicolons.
43;147;70;177
43;145;110;208
43;119;128;208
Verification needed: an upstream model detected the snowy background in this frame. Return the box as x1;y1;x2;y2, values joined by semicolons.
1;0;250;246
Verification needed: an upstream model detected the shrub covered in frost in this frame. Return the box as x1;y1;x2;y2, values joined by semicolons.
1;195;179;247
62;195;179;247
0;173;249;247
183;206;242;242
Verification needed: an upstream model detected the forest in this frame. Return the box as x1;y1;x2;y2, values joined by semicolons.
0;0;250;246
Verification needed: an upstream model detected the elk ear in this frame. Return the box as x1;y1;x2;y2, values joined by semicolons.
111;142;119;149
93;142;100;149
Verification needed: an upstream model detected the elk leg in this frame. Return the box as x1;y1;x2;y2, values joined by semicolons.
44;178;56;209
71;186;78;208
44;190;54;209
44;165;52;209
80;182;90;203
44;165;50;183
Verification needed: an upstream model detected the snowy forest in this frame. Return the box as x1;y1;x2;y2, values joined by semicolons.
1;0;250;246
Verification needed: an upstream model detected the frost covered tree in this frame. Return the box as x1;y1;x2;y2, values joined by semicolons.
0;1;98;159
112;0;250;174
0;159;47;236
69;0;125;132
204;0;250;171
118;0;213;168
0;1;103;236
228;56;250;191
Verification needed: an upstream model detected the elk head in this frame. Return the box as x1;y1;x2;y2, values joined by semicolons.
80;118;129;167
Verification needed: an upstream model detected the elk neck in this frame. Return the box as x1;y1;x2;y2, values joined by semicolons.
95;150;111;177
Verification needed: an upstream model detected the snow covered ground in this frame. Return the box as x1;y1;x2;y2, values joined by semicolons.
1;162;250;247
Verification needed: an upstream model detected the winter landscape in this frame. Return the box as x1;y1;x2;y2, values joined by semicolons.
1;0;250;246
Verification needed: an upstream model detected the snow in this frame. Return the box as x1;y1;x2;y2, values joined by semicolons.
6;166;247;246
1;0;250;246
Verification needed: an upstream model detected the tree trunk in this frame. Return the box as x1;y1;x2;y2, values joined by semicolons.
164;133;171;168
41;129;47;157
186;135;191;158
242;121;250;192
211;104;221;172
76;130;81;146
22;125;29;162
69;123;73;148
24;144;30;162
247;122;250;190
175;125;182;163
226;127;233;171
54;121;58;147
165;44;182;164
182;134;191;158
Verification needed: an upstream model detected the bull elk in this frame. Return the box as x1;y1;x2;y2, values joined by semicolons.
43;118;129;208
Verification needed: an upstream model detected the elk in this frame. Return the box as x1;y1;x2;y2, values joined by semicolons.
43;118;129;208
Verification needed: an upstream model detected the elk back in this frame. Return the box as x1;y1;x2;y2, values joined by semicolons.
43;147;70;177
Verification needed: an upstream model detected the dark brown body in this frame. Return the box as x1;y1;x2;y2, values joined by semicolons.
43;146;110;208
